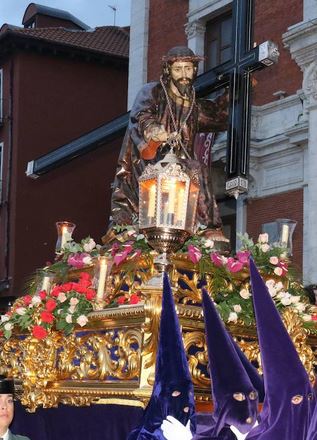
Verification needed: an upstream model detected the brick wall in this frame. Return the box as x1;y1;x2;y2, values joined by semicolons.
246;189;303;273
253;0;303;105
147;0;188;81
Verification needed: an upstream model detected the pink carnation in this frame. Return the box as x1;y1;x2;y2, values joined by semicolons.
188;245;202;264
226;257;244;273
67;253;91;269
210;252;223;267
236;250;250;265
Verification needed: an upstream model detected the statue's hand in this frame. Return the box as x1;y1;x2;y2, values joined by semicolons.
161;416;193;440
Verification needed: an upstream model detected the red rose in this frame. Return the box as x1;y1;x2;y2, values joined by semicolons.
45;299;57;312
0;331;4;337
40;311;54;324
129;294;140;305
32;325;48;340
62;282;74;292
23;295;32;306
85;289;96;301
80;272;91;282
117;296;126;305
51;286;62;297
39;290;47;300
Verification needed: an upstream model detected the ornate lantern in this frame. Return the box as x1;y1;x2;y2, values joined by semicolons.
139;150;199;268
276;218;297;256
55;221;76;254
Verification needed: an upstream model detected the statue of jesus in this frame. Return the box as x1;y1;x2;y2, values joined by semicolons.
108;46;228;239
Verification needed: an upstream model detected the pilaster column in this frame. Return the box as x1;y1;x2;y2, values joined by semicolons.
302;61;317;283
185;20;206;74
283;21;317;284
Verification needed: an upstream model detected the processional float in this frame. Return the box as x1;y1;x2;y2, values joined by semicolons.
0;147;316;413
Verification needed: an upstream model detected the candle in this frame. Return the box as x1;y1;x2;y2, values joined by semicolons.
61;225;72;250
167;179;176;214
176;187;185;224
41;275;52;293
148;184;156;218
96;256;108;301
281;224;289;245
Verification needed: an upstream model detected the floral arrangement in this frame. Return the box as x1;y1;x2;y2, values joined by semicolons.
0;272;96;340
179;231;316;328
1;225;316;340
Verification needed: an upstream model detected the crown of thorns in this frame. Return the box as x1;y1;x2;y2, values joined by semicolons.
162;46;204;64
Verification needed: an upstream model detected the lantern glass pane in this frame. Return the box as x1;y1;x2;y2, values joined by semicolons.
160;178;187;228
185;182;200;232
139;178;157;228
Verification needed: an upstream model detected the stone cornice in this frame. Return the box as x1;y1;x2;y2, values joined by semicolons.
283;19;317;69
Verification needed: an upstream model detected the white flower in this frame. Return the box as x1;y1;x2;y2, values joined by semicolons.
4;322;13;331
269;256;279;265
239;288;251;299
83;255;92;265
204;239;214;249
277;290;287;299
65;314;72;323
274;267;283;276
302;314;312;322
76;315;88;327
228;312;238;323
290;296;301;304
275;281;284;291
1;315;10;323
57;292;67;303
221;256;228;264
260;243;270;253
83;238;96;252
70;297;79;306
16;307;26;315
68;305;76;314
295;303;306;313
233;304;242;313
136;234;145;241
258;233;269;243
281;296;292;306
265;279;275;288
31;295;41;305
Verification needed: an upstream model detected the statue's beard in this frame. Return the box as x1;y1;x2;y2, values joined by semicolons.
171;78;193;98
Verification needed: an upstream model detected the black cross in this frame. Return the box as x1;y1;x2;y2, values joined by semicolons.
195;0;279;197
26;0;278;191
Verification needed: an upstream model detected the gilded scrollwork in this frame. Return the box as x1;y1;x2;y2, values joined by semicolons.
282;308;315;382
58;329;142;381
183;331;210;388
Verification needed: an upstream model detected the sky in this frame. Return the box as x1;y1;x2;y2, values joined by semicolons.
0;0;131;28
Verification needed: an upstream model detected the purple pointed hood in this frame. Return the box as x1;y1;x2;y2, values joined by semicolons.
195;289;263;439
246;259;315;440
127;272;195;439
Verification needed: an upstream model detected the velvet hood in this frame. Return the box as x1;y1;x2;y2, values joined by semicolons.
246;259;315;440
127;272;195;439
195;289;263;440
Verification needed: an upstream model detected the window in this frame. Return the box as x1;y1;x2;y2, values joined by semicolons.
205;12;232;70
0;69;3;123
0;143;3;200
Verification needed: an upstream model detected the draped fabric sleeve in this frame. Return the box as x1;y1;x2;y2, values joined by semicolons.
197;89;229;133
129;82;165;154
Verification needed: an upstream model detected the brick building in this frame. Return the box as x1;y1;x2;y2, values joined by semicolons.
127;0;315;283
0;3;129;298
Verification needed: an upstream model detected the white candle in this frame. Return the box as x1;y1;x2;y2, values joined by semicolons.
167;180;176;214
96;256;108;301
281;224;289;245
148;184;156;218
176;187;185;224
61;226;72;250
41;275;52;293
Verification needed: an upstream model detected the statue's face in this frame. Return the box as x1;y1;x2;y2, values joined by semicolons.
169;61;195;97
